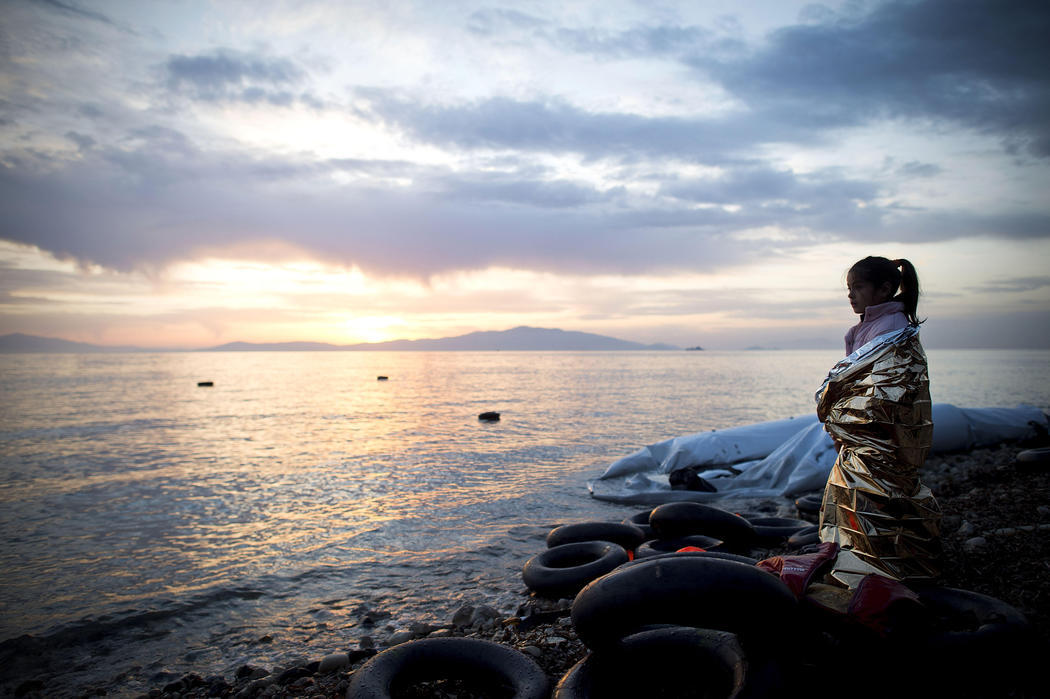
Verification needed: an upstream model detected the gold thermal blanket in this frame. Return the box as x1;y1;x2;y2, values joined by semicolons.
816;325;941;588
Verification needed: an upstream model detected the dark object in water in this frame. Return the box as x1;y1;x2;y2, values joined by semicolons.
376;376;388;381
197;381;214;387
479;411;500;421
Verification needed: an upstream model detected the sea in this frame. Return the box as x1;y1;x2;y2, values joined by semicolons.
1;349;1048;696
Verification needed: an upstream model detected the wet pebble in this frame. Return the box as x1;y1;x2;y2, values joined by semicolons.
316;653;348;674
964;536;988;551
385;630;415;646
451;604;475;627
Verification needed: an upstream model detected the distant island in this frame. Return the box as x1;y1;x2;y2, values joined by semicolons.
0;327;681;353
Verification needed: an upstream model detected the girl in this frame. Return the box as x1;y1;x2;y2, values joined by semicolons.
816;257;941;588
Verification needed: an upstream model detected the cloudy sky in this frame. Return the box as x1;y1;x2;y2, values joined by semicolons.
1;0;1048;349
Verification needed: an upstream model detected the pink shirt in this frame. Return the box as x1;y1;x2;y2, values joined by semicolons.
844;301;908;354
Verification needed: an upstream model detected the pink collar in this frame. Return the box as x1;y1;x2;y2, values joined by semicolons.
862;300;904;322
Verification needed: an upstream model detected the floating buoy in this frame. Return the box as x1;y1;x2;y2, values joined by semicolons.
197;381;214;387
377;376;388;381
479;411;500;421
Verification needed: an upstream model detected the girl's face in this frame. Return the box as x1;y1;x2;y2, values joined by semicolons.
847;271;892;315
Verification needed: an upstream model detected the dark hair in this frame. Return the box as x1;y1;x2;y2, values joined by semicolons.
848;256;922;325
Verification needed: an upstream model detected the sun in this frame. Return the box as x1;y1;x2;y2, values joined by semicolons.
344;315;405;344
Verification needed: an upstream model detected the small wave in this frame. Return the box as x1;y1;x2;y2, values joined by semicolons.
1;584;268;655
0;417;180;443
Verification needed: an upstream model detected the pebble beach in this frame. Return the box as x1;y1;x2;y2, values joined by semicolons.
19;437;1039;699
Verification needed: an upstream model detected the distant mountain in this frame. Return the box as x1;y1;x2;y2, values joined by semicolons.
206;340;343;352
0;333;143;354
206;327;680;351
1;327;680;353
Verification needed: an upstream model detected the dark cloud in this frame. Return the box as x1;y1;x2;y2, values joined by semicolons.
973;276;1050;293
553;24;730;60
696;0;1050;157
359;92;819;162
0;135;753;276
895;161;942;178
2;113;1045;279
661;166;878;206
366;2;1050;161
164;49;312;105
432;172;615;208
462;0;1050;158
64;131;95;150
29;0;125;31
2;0;1048;282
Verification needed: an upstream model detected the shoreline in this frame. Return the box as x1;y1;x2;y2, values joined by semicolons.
11;441;1050;699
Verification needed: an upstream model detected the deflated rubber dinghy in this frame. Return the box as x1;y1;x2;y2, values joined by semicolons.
589;391;1047;506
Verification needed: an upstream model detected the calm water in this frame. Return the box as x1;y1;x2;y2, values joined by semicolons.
1;349;1048;696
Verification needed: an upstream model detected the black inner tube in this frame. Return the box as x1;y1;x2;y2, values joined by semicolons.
649;502;757;551
547;521;647;551
345;637;550;699
523;541;629;599
554;626;747;699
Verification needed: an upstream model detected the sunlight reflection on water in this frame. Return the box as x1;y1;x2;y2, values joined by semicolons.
0;349;1047;695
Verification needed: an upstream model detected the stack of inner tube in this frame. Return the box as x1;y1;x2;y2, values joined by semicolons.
520;507;1038;697
561;555;801;696
522;520;648;599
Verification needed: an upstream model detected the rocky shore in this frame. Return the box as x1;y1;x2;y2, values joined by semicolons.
16;439;1049;699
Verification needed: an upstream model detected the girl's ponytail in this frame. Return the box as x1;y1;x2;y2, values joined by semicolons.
893;258;921;325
